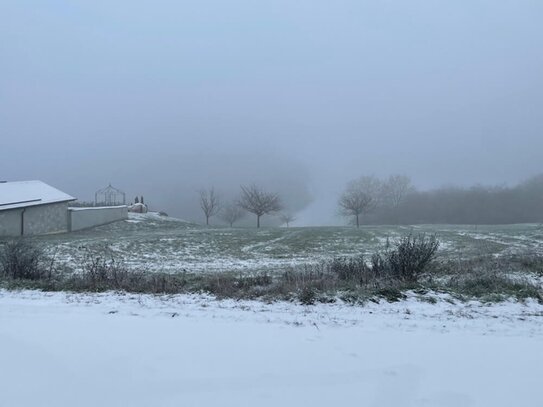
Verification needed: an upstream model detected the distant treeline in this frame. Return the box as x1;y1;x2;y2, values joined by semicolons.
365;174;543;225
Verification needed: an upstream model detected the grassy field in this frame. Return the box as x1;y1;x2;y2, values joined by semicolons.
35;213;543;275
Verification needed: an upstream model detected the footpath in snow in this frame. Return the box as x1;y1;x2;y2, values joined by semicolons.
0;290;542;407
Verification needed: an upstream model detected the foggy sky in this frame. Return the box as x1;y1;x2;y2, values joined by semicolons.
1;1;542;225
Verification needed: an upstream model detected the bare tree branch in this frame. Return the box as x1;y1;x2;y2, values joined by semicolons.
381;175;413;209
199;187;220;226
279;213;296;227
219;202;245;227
338;176;381;227
238;184;282;228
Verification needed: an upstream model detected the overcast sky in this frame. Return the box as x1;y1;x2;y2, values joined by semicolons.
1;1;542;224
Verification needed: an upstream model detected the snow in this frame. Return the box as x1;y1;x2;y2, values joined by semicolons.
35;215;543;275
0;180;75;210
68;205;127;211
129;211;188;223
1;290;542;406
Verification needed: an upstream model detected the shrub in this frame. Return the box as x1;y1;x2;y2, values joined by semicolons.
201;272;274;299
446;269;542;301
81;252;131;290
298;286;317;305
4;234;542;304
0;239;51;280
438;254;542;301
374;234;440;282
235;272;272;289
515;254;543;276
280;265;338;293
329;234;440;285
329;255;368;282
375;288;406;302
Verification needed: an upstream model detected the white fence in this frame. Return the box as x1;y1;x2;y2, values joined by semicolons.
68;206;128;232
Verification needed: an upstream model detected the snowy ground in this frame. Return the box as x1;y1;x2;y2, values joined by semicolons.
4;216;543;405
1;290;542;407
36;213;543;274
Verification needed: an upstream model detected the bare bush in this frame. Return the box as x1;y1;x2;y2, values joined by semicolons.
81;251;131;290
435;255;543;301
308;234;485;300
202;272;273;299
514;253;543;276
0;239;51;280
3;235;541;304
446;269;541;301
330;256;368;282
71;248;188;293
329;234;439;285
376;234;440;282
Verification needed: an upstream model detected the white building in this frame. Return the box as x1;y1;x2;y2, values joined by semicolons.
0;180;75;236
0;180;128;237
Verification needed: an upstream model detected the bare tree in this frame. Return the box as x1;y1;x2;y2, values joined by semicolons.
338;176;381;227
379;175;414;224
279;213;296;227
219;202;245;227
380;175;413;209
199;187;220;225
238;184;282;228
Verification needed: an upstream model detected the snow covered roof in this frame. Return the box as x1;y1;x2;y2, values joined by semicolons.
0;180;75;211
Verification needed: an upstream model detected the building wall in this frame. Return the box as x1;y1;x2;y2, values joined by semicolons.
24;202;70;235
0;202;69;237
0;209;23;236
1;203;128;237
69;206;128;231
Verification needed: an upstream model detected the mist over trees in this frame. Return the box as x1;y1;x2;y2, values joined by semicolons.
219;203;246;227
279;213;296;227
340;174;543;225
380;175;414;220
394;176;543;224
185;158;311;227
338;176;381;227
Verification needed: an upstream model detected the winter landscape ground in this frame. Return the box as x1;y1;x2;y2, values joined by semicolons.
1;289;542;407
1;213;543;406
37;212;543;274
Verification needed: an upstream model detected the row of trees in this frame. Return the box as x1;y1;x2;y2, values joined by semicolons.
198;173;543;227
199;184;295;228
339;174;543;226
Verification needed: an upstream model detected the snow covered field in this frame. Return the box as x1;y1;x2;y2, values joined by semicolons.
3;215;542;406
1;290;542;407
37;213;543;274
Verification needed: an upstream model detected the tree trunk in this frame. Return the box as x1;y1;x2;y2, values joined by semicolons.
356;214;359;228
393;207;400;225
206;216;209;226
257;215;261;228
